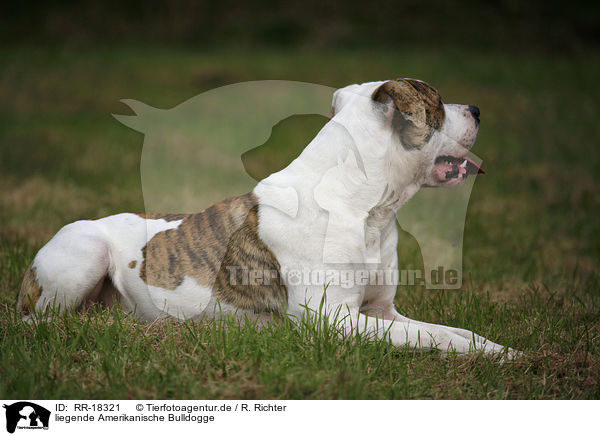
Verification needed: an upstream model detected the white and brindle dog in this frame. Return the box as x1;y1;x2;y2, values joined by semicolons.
18;78;517;357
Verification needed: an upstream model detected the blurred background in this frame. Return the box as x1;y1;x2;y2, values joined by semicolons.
1;0;599;296
1;0;598;51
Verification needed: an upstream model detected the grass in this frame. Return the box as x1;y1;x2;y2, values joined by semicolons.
1;45;599;399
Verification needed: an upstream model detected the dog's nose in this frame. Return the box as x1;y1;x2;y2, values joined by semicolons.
468;105;480;123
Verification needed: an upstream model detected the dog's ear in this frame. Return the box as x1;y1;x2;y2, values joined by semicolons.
372;79;430;149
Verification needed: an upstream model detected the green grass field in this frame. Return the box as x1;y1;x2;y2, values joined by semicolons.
1;46;599;399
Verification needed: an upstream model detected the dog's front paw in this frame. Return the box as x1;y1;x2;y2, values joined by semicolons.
494;347;524;364
476;341;523;362
505;347;524;360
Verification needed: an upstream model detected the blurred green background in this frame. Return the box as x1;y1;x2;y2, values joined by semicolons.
2;0;599;52
0;0;599;399
1;0;598;303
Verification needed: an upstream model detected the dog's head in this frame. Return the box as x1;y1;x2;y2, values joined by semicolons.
331;78;482;189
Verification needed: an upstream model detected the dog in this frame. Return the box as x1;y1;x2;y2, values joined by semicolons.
18;78;516;357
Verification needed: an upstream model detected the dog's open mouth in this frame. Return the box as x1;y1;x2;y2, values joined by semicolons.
431;155;484;187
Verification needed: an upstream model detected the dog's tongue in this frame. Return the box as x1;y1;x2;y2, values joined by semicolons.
464;157;485;175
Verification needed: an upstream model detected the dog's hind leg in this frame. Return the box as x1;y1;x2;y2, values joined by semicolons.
17;220;111;320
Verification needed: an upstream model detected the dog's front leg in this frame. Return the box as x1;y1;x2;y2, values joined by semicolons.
361;283;508;354
337;306;482;354
360;230;512;355
298;283;484;354
379;306;509;354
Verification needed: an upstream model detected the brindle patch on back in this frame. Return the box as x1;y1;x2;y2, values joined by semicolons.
136;213;187;222
17;265;42;315
139;193;287;314
214;204;287;313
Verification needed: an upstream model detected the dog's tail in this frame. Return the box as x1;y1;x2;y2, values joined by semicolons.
17;263;43;317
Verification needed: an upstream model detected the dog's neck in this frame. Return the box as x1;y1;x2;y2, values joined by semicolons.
314;107;422;216
257;105;423;232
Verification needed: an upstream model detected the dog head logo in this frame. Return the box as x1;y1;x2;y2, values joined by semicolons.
3;402;50;433
114;80;482;290
113;81;334;214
